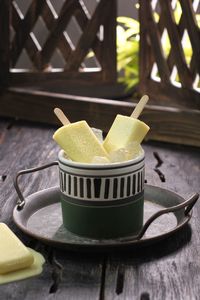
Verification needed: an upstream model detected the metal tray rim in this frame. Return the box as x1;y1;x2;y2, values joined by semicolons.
13;184;192;251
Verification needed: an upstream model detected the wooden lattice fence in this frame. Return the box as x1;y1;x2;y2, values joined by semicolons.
139;0;200;110
0;0;117;87
0;0;200;147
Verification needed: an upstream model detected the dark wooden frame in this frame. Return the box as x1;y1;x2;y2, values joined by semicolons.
0;0;117;87
0;0;200;147
139;0;200;110
1;87;200;147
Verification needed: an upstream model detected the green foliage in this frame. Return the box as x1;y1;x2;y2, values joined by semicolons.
117;17;139;91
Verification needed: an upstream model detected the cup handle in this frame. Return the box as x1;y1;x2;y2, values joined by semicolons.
136;193;199;240
14;161;58;210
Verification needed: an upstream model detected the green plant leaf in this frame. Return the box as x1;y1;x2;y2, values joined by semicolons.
173;1;182;24
125;28;139;39
153;12;160;23
117;17;139;30
196;14;200;27
116;25;126;47
117;16;140;90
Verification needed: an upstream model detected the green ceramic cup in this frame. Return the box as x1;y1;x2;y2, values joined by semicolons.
58;150;145;239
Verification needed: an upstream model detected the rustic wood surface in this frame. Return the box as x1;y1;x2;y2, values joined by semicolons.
0;117;200;299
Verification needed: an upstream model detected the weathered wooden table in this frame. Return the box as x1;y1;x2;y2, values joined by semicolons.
0;117;200;300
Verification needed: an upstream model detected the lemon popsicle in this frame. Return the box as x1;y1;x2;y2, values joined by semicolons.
0;248;45;285
103;95;150;153
0;223;34;274
53;108;108;163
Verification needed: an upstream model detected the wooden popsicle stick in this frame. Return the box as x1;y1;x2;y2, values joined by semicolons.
130;95;149;119
54;108;70;125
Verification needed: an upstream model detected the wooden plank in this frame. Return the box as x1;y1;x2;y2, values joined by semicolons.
0;118;103;299
145;1;171;83
165;5;197;80
99;0;117;82
156;9;190;77
66;0;111;72
28;79;128;99
11;0;45;67
46;250;103;299
0;119;59;225
9;69;103;85
103;142;200;299
180;0;200;74
0;87;200;147
152;3;198;83
40;0;78;68
160;0;193;88
0;120;56;298
139;0;154;92
166;13;185;74
11;3;41;70
41;1;72;64
139;0;199;110
0;0;10;87
10;0;117;84
11;0;74;69
0;118;200;299
75;1;102;63
141;79;200;109
157;10;174;73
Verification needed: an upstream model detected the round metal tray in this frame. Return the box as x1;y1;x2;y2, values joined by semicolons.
13;185;199;251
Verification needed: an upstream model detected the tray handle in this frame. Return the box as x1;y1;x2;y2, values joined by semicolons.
14;161;58;210
136;193;199;240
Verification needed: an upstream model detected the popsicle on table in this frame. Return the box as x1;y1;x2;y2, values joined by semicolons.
103;95;150;153
53;108;108;163
0;223;34;274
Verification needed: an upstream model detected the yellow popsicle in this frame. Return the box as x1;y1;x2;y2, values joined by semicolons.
0;248;45;285
53;109;108;163
0;223;34;274
103;95;150;153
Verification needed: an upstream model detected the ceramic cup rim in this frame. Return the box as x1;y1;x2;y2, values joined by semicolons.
58;149;145;169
